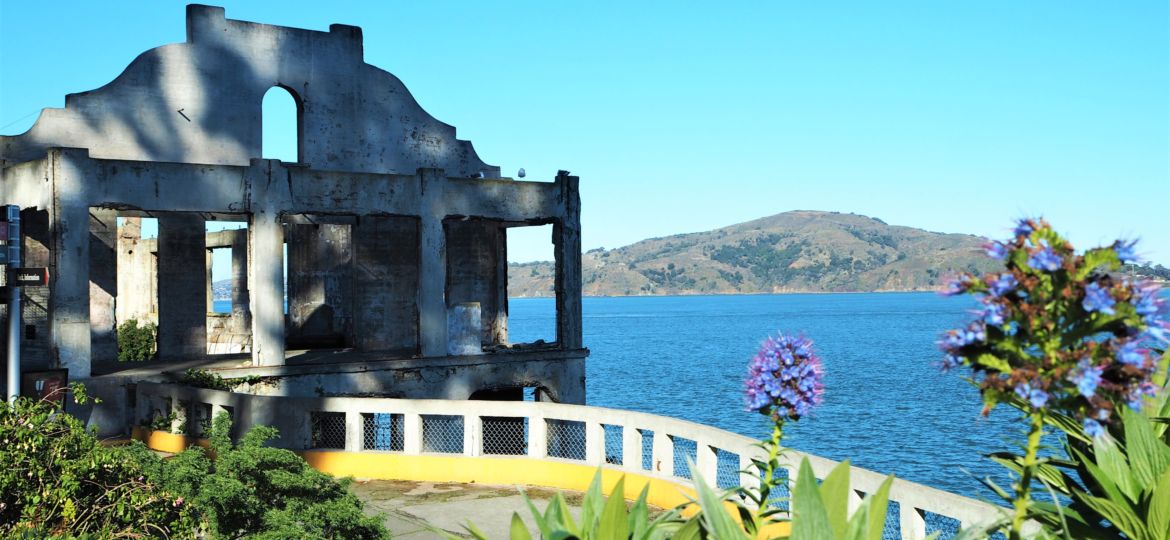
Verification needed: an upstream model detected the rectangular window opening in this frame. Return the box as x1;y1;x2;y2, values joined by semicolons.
505;223;556;346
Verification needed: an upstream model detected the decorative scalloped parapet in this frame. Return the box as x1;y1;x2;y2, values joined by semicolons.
0;4;499;178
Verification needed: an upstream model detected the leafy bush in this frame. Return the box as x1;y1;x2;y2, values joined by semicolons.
1;386;387;539
0;386;197;537
132;412;388;539
116;319;157;361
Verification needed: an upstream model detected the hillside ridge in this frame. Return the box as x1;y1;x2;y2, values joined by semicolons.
509;210;998;297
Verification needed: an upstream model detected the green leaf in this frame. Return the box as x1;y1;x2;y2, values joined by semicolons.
508;512;533;540
974;352;1011;373
1075;492;1148;540
630;484;651;540
580;470;605;532
523;490;554;539
1148;468;1170;540
820;460;852;539
1124;407;1170;488
599;476;630;540
1094;436;1140;502
865;476;893;540
692;462;750;540
792;458;834;540
845;503;869;540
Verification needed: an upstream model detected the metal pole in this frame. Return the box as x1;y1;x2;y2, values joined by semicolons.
6;205;20;403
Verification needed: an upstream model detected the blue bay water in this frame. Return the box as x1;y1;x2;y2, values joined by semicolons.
509;292;1021;501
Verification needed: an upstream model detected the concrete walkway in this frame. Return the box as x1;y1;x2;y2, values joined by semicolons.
350;479;589;539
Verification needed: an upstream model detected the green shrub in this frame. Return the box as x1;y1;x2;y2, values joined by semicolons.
116;319;157;361
136;412;388;539
0;385;197;538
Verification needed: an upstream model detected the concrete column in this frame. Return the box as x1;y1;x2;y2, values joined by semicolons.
231;233;250;332
554;172;582;350
48;148;93;378
344;410;362;452
696;443;717;486
623;426;643;471
403;413;422;455
463;414;481;456
249;210;285;366
652;431;672;476
418;169;448;357
528;415;548;459
492;224;509;344
900;505;927;540
89;208;118;362
205;249;214;314
157;213;207;359
585;421;604;465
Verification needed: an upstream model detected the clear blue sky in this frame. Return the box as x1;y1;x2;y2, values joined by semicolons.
2;1;1167;274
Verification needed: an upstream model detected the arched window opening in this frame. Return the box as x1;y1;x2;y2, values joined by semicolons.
262;86;300;162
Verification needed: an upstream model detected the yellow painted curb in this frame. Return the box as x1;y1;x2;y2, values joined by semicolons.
134;432;791;537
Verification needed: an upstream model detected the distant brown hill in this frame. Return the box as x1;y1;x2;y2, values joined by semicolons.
508;210;1003;297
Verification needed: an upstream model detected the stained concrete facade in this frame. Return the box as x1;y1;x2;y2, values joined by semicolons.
0;5;586;428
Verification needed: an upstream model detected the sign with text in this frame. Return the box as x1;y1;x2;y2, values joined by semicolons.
8;267;48;286
21;369;69;408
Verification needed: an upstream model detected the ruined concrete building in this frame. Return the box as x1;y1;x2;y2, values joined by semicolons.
0;5;586;424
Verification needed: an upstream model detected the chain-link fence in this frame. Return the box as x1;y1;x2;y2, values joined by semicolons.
546;419;586;460
421;414;464;454
761;467;791;511
603;424;623;465
482;416;528;455
671;436;697;479
639;429;654;471
715;448;740;489
362;413;404;451
310;411;346;449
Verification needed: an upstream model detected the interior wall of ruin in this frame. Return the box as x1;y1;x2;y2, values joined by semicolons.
445;219;507;346
353;215;419;353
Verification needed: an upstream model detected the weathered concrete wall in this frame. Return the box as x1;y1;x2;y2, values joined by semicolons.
89;208;118;362
353;215;419;353
0;5;498;179
157;213;206;359
115;219;158;325
0;7;585;402
445;219;506;345
225;352;585;404
15;209;52;370
287;223;352;347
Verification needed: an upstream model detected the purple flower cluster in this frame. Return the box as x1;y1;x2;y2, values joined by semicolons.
745;333;824;421
939;218;1168;438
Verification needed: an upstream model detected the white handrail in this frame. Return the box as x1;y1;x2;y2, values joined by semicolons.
136;382;1007;539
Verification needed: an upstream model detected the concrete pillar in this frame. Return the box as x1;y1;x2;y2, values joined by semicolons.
231;232;250;332
696;443;717;485
88;208;118;363
623;426;642;470
554;172;582;350
418;169;448;357
585;421;604;465
528;416;548;459
205;249;213;314
157;213;207;359
403;413;422;455
249;210;285;367
48;148;93;378
492;224;509;343
652;431;672;476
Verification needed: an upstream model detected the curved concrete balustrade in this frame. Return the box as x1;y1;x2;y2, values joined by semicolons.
135;382;1007;539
